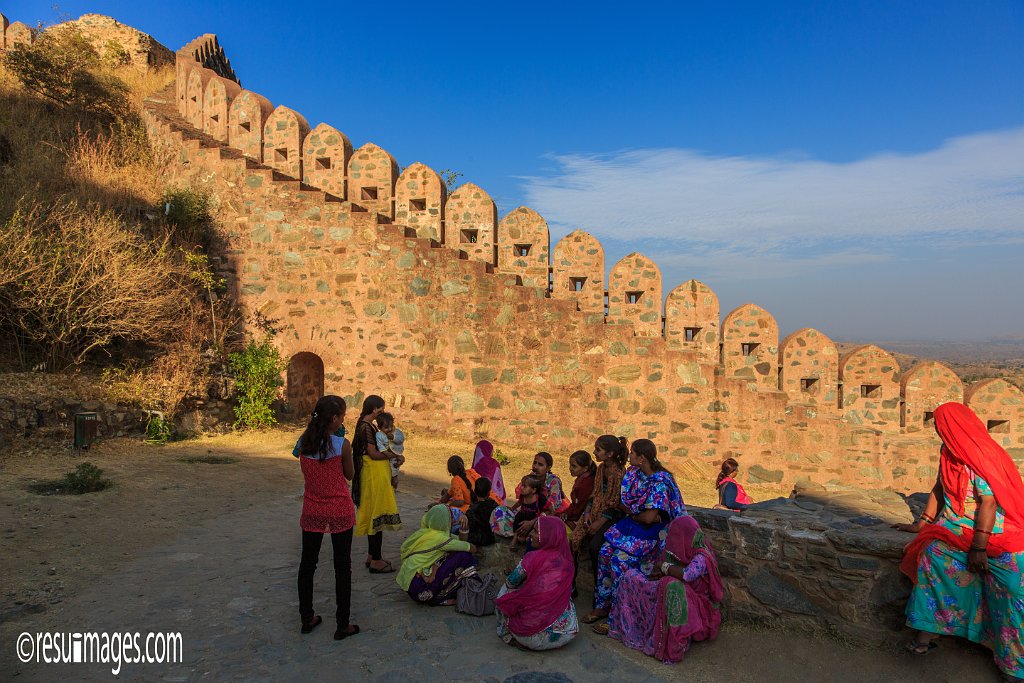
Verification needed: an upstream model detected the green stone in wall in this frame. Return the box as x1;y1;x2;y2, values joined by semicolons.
328;227;353;240
441;280;470;297
487;396;504;409
471;368;497;385
397;251;416;269
409;277;432;296
363;302;387;318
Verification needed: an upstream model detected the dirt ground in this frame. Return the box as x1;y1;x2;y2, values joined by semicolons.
0;428;1004;681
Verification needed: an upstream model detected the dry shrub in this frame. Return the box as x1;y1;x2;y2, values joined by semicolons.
102;343;205;415
0;200;193;370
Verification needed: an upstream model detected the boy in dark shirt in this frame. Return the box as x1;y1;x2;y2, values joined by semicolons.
466;477;498;546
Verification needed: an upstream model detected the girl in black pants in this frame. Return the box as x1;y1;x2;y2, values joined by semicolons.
295;395;360;640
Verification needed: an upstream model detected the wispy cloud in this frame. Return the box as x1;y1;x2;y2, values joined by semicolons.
519;126;1024;277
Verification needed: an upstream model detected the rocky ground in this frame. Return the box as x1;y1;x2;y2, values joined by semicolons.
0;430;1003;681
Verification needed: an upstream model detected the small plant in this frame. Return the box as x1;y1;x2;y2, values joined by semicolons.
29;462;112;495
144;412;173;445
228;335;285;429
494;449;511;466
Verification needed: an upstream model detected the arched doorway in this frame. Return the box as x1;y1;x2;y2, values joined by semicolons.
286;352;324;418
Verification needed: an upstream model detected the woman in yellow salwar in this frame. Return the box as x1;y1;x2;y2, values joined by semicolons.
352;395;402;572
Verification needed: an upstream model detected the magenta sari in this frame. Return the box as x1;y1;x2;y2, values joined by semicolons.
472;440;505;503
495;516;574;637
609;516;723;664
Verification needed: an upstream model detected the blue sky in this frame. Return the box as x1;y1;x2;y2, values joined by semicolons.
12;1;1024;341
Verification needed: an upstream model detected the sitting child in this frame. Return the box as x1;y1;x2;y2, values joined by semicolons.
374;412;405;489
437;455;476;513
467;478;498;547
511;475;547;546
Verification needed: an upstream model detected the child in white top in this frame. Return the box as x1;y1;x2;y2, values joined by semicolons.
374;412;405;489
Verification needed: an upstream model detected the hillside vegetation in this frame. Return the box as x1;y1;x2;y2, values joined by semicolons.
0;22;236;418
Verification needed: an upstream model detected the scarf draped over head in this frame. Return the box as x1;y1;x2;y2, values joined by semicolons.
472;439;505;502
900;402;1024;582
397;505;459;591
661;515;724;603
495;516;574;637
652;516;723;661
621;468;686;520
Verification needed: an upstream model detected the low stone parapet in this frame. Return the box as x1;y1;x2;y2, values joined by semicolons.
690;505;913;644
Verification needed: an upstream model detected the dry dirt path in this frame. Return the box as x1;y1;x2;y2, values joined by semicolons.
0;431;1004;681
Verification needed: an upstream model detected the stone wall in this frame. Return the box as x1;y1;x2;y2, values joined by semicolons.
690;505;912;644
0;394;234;440
133;35;1024;496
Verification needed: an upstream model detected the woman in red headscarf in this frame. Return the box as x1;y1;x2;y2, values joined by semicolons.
599;515;723;664
494;515;578;650
894;402;1024;680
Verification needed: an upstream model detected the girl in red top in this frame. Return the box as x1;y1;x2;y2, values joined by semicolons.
715;458;752;511
295;395;359;640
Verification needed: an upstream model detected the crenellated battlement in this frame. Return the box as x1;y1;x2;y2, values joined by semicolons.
138;34;1023;492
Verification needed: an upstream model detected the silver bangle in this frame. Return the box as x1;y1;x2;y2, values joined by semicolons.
661;562;671;575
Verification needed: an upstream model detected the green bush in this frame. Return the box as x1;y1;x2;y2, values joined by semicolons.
144;412;173;445
228;335;285;429
162;187;213;248
29;462;112;495
494;449;511;466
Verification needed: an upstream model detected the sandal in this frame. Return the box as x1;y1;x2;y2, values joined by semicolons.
581;611;607;624
334;624;360;641
592;623;610;636
300;615;322;634
905;639;939;655
369;560;396;574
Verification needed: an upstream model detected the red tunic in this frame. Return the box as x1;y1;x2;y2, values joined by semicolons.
298;436;356;533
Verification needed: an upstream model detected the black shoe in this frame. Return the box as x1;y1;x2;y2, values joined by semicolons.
300;615;322;634
334;624;360;640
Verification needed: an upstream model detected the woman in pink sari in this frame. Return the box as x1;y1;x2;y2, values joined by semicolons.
602;515;723;664
472;439;506;503
495;515;578;650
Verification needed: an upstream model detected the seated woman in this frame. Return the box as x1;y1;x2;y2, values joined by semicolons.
585;439;686;624
895;402;1024;681
495;516;579;651
397;504;478;606
472;439;506;503
600;516;723;664
492;452;569;537
714;458;752;511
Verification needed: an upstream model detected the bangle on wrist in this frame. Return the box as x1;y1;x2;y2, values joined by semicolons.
661;562;671;575
969;547;987;553
919;513;934;523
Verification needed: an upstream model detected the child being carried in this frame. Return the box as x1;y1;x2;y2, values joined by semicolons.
374;412;405;490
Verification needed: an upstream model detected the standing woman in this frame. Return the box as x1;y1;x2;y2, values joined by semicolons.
352;395;402;573
295;395;360;639
570;436;627;595
895;402;1024;680
585;438;686;624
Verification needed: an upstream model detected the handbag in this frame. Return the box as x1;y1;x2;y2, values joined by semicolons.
455;567;499;616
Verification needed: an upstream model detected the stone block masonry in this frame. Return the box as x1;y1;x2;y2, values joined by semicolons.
690;507;912;645
135;32;1024;497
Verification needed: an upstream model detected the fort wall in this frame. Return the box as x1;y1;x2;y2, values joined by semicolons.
134;36;1024;493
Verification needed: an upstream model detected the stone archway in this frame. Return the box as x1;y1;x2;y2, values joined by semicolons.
286;352;324;418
